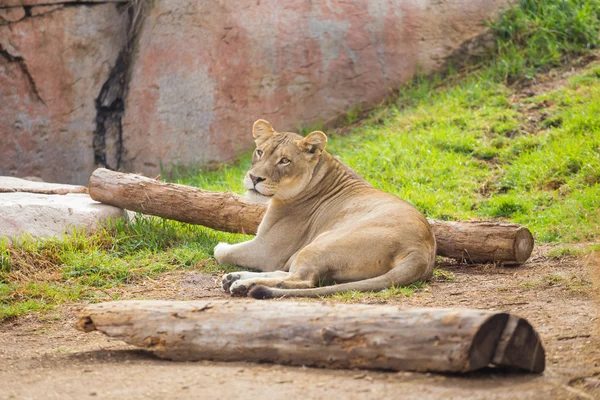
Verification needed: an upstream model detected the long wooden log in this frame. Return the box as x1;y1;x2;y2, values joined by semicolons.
77;300;545;373
88;168;534;264
89;168;265;235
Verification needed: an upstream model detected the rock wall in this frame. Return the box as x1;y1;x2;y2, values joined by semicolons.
0;0;128;184
121;0;513;177
1;0;513;183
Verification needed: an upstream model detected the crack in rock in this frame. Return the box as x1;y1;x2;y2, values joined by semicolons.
0;47;47;107
93;0;146;171
94;50;126;170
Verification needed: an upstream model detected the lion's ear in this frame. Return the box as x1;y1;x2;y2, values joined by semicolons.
301;131;327;154
253;119;275;144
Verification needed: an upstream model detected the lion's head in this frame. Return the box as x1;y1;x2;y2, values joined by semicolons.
244;119;327;203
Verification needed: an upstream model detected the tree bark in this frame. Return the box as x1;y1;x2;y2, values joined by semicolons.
89;168;265;235
88;168;534;265
427;219;535;265
77;300;545;373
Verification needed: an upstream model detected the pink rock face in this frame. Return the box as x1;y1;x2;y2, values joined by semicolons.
0;3;127;184
122;0;512;177
0;6;26;23
1;0;121;6
1;0;512;183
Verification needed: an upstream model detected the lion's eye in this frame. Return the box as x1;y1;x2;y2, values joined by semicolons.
255;149;263;157
279;158;290;165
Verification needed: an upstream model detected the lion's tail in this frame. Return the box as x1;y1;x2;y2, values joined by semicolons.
248;252;434;299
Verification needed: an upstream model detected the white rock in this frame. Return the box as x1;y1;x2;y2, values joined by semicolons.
0;176;87;194
0;193;126;243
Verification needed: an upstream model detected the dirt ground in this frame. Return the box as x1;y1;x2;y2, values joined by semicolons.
1;245;598;400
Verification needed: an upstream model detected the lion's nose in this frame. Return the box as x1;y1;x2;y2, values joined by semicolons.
250;174;265;186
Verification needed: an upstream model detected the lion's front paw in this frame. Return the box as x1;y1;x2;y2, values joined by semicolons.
213;242;231;264
221;273;241;291
229;280;253;297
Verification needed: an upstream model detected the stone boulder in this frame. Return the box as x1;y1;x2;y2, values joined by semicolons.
0;176;125;243
0;1;128;185
121;0;513;177
0;192;126;243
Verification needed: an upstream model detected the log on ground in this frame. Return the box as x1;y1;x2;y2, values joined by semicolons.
77;300;545;373
89;168;265;235
88;168;534;265
427;219;534;265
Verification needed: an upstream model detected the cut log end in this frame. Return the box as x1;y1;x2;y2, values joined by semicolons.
468;313;509;371
512;227;535;265
492;316;546;373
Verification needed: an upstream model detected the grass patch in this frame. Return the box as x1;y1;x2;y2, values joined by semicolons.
327;281;428;303
2;0;600;318
432;267;456;282
486;0;600;82
326;67;600;241
547;243;600;258
0;218;250;320
521;272;592;291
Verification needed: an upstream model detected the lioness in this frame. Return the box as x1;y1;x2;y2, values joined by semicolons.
214;119;436;299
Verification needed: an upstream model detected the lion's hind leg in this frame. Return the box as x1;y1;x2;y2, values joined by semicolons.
229;234;356;297
249;251;433;299
228;268;320;296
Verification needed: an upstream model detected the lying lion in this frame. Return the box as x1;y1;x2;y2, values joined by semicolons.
214;119;436;298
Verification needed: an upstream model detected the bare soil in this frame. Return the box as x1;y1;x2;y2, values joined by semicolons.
1;245;598;400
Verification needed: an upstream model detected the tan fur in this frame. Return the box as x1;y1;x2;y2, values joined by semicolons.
214;119;436;298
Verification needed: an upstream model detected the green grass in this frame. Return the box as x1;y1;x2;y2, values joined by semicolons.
0;219;250;319
547;243;600;258
328;281;428;303
485;0;600;82
2;0;600;319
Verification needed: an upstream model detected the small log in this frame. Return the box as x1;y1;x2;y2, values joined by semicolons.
77;300;545;373
88;168;534;264
427;219;535;265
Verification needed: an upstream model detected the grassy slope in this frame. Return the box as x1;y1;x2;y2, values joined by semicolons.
334;66;600;243
1;0;600;318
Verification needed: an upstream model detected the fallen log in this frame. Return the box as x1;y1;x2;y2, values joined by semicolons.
77;300;545;373
89;168;265;235
88;168;534;265
428;219;534;265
